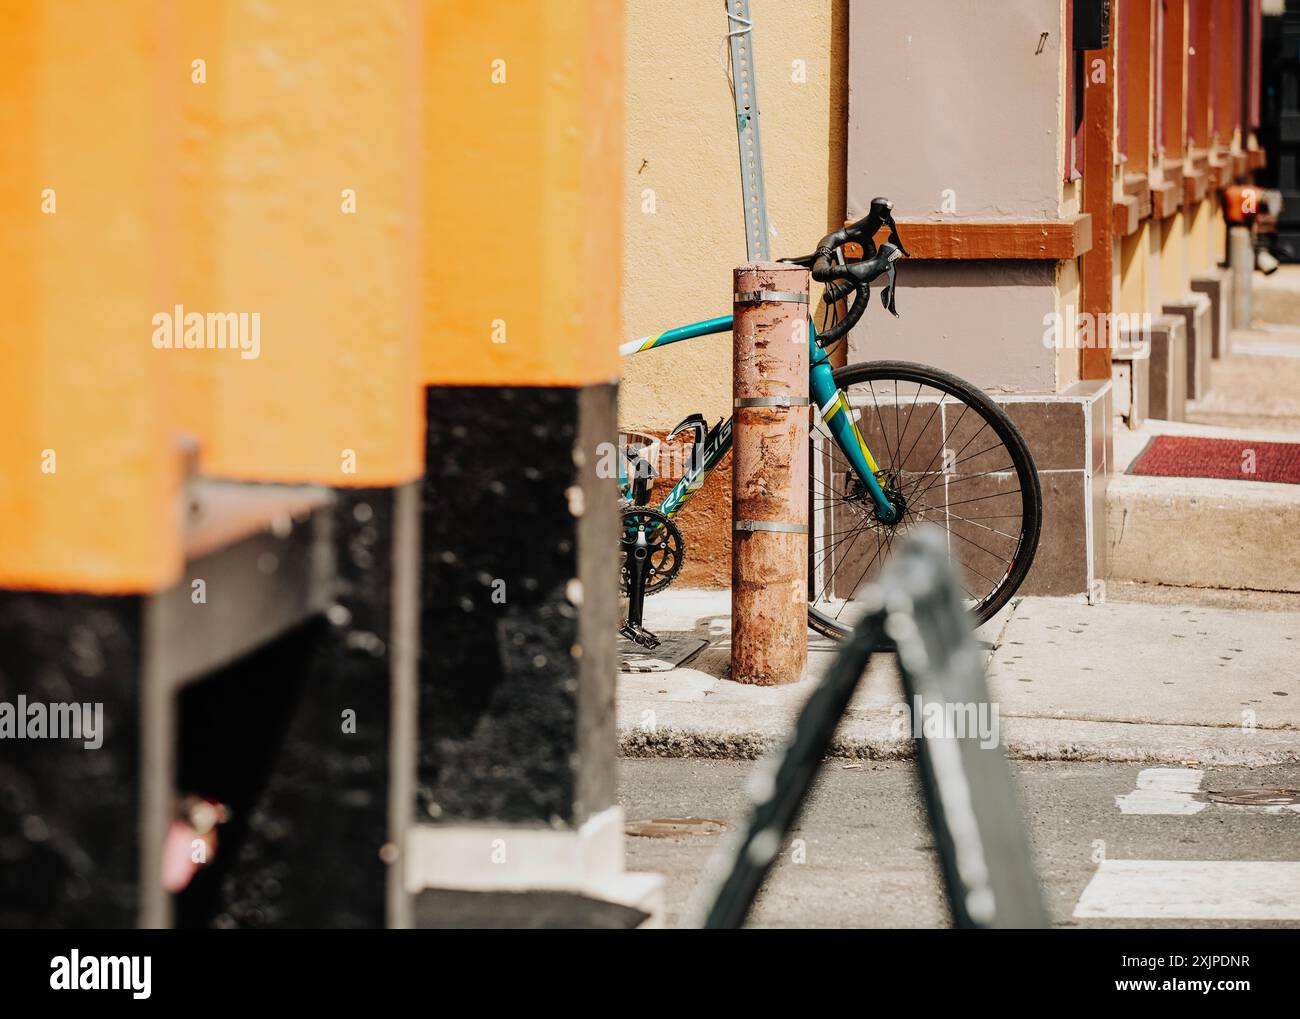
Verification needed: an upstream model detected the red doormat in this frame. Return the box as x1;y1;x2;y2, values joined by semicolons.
1128;435;1300;485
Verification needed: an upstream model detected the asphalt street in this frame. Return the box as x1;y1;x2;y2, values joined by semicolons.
620;758;1300;928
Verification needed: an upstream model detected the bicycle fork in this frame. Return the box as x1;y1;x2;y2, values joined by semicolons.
810;357;900;525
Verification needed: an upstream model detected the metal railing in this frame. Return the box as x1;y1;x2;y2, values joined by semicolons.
697;526;1048;929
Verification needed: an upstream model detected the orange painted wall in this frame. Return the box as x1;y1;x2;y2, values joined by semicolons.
0;0;427;592
421;0;623;388
187;0;425;488
0;1;621;593
0;0;179;593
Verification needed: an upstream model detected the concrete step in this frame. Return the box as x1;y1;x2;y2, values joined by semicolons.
1188;324;1300;432
1106;419;1300;591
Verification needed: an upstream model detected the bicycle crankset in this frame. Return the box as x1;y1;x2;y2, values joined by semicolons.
619;506;685;596
618;505;686;649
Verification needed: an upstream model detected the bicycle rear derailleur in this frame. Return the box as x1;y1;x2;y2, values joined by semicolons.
618;504;685;649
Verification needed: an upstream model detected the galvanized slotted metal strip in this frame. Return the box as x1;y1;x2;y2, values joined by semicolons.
725;0;771;262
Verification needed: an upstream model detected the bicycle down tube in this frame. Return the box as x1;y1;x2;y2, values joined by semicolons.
619;316;900;524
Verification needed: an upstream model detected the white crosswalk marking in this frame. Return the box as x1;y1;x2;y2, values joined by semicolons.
1074;860;1300;920
1072;768;1300;921
1115;768;1206;815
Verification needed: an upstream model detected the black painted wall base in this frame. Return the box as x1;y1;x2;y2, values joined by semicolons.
0;484;408;929
0;593;143;928
173;486;399;929
419;383;618;828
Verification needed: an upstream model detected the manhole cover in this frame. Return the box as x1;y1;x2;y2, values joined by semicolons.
1206;788;1300;807
625;817;728;838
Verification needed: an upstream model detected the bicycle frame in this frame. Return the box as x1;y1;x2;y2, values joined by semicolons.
619;314;900;524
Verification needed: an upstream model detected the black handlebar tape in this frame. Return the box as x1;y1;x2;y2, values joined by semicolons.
823;279;855;304
816;278;869;343
810;247;846;282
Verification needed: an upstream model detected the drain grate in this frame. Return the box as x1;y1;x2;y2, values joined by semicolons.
1206;788;1300;807
625;817;729;838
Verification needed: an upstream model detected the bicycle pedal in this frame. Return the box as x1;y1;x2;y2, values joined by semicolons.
619;622;661;650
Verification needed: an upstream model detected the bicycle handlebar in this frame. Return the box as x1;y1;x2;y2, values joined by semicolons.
782;196;910;343
810;198;909;273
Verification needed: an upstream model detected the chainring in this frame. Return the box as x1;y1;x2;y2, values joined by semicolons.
619;504;685;596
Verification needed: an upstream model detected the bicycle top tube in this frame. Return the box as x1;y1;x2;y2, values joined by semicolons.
619;316;733;357
619;314;832;365
625;311;896;523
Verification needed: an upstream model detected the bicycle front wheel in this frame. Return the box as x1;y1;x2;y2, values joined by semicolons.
807;360;1042;640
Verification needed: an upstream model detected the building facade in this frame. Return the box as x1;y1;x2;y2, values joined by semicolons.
619;0;1264;598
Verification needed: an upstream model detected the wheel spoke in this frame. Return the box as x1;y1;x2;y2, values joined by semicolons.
807;367;1036;640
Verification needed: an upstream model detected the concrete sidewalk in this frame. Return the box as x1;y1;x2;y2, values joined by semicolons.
617;588;1300;766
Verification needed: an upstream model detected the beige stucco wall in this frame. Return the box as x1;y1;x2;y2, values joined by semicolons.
845;261;1064;393
619;0;847;431
843;0;1080;394
846;0;1068;220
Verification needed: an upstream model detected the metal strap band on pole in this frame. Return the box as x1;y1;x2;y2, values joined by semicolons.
733;290;808;305
734;395;810;408
734;519;808;535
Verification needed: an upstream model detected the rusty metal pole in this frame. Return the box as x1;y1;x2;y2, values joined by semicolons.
731;262;810;686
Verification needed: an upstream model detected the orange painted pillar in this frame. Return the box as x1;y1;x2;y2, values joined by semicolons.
0;0;428;929
0;0;178;594
421;0;621;389
182;0;425;488
410;2;660;924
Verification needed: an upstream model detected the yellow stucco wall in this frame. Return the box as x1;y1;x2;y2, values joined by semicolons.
1118;225;1150;315
1159;211;1188;303
1186;198;1213;275
619;0;846;431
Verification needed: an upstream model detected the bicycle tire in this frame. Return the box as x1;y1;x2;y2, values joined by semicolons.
807;360;1042;640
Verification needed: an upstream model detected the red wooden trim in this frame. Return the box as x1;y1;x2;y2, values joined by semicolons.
1212;0;1242;144
1125;171;1155;216
843;217;1093;261
1183;156;1210;205
1120;0;1154;171
1186;0;1212;149
1113;194;1141;236
1080;29;1116;381
1065;0;1079;182
1160;0;1186;159
1152;170;1183;219
1247;0;1263;128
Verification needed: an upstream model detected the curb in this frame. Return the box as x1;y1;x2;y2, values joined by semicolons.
618;714;1300;767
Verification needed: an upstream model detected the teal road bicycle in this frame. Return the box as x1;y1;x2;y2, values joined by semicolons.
617;197;1042;647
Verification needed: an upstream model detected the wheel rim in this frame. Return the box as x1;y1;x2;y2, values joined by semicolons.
808;367;1036;638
